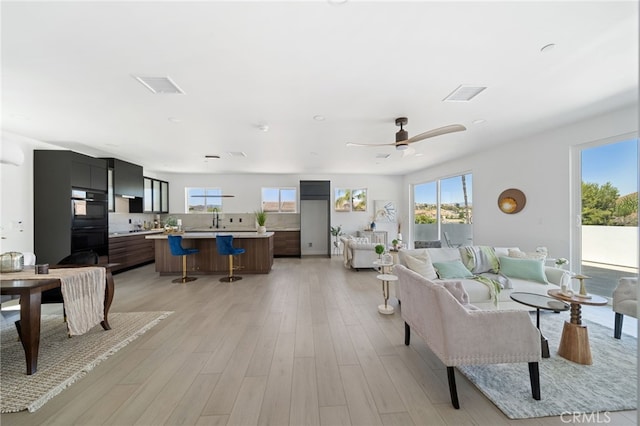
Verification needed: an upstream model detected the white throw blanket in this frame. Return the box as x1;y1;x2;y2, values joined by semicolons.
1;267;106;336
59;267;105;336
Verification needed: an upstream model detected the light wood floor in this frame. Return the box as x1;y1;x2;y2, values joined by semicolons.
2;257;637;426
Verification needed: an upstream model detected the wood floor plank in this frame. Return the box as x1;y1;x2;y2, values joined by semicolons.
164;374;221;426
257;332;295;426
313;323;347;407
319;405;352;426
290;357;321;426
226;376;267;426
339;364;383;426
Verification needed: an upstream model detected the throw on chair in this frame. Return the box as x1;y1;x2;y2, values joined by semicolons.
168;235;199;283
216;234;245;282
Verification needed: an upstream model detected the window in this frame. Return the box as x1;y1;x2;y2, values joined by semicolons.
186;187;223;213
262;187;297;213
413;173;473;247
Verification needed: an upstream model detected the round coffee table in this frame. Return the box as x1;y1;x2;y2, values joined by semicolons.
547;289;608;365
510;292;569;358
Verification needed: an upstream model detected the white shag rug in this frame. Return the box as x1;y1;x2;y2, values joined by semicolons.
1;311;172;413
457;313;637;419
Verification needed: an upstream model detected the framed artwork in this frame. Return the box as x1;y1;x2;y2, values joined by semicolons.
335;188;352;212
352;189;367;212
374;200;396;222
498;188;526;214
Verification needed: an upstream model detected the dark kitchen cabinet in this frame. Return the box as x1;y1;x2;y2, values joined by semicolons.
109;233;156;272
143;176;169;213
34;150;109;264
104;158;144;198
273;231;301;257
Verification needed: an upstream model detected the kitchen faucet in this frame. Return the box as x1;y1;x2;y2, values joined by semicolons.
213;210;220;229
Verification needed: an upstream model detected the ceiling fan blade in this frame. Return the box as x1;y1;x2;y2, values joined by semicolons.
407;124;467;144
346;142;396;148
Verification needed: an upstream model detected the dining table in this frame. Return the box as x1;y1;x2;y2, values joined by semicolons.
0;264;115;375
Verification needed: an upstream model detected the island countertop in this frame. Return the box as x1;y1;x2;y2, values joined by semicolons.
145;231;274;239
149;232;274;276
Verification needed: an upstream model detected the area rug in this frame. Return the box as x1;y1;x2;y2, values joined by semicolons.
457;313;637;419
1;311;173;413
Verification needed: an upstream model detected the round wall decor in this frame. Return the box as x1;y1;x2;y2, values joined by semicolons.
498;188;526;214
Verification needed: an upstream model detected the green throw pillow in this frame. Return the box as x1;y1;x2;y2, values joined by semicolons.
499;256;548;284
432;260;474;279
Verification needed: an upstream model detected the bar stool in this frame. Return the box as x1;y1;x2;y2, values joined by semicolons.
168;235;199;283
216;234;245;282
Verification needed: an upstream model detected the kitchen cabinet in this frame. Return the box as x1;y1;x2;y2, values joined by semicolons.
104;158;144;198
273;231;301;257
143;176;169;213
109;233;156;272
34;150;109;264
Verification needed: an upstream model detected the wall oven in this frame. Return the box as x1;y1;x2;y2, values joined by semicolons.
71;189;109;258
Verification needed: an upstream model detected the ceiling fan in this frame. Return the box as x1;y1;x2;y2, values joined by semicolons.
346;117;466;151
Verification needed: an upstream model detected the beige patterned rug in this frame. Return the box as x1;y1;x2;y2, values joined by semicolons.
1;311;172;413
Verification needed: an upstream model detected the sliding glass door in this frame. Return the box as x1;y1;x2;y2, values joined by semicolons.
578;137;638;297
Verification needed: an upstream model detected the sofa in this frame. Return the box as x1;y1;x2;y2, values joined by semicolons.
397;246;571;310
397;264;541;408
340;236;383;270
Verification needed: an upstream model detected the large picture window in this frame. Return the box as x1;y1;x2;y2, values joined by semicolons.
186;187;223;213
262;187;297;213
413;173;473;247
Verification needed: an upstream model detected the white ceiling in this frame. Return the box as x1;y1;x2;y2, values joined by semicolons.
2;1;638;176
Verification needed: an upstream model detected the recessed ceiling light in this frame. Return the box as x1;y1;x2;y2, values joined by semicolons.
327;0;348;5
376;153;390;159
541;43;556;53
257;124;269;132
313;115;326;121
443;85;487;102
168;117;182;123
472;119;486;125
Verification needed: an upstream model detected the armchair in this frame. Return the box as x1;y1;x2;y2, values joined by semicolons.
613;277;638;339
396;264;541;408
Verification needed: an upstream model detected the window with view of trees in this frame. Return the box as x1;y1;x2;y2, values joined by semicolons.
413;173;472;247
186;188;223;213
262;188;297;213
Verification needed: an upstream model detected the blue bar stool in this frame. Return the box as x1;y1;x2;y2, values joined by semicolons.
168;235;199;283
216;234;245;282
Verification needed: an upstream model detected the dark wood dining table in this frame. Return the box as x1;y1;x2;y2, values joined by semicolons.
0;265;115;375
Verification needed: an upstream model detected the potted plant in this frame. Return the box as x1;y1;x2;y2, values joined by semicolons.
375;244;385;259
391;239;399;250
255;209;268;234
330;225;343;251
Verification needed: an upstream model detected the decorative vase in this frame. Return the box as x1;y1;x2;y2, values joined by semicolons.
258;225;266;234
370;221;376;230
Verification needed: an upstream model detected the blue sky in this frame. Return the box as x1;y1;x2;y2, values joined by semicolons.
415;174;473;204
582;138;638;196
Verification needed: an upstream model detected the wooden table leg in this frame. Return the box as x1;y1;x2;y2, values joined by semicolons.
101;268;114;330
16;291;43;375
557;320;592;364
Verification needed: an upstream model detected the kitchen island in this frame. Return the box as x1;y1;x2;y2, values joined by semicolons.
146;232;274;276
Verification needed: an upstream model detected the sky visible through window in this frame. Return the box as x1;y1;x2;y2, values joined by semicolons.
582;138;638;196
415;174;473;204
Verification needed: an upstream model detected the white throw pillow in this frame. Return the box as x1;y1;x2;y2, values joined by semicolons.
404;253;438;280
508;248;546;261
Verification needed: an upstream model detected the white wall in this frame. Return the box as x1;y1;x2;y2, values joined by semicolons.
403;104;638;265
157;171;404;240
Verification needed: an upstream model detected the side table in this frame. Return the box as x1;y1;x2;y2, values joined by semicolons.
547;289;608;365
376;274;397;315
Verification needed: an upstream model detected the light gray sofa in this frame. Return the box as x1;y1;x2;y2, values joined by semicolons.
340;236;382;270
397;246;570;310
397;264;541;408
613;277;638;339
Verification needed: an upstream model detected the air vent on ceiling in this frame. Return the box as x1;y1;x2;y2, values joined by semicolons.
205;155;220;159
443;85;486;102
133;75;185;94
228;152;247;158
